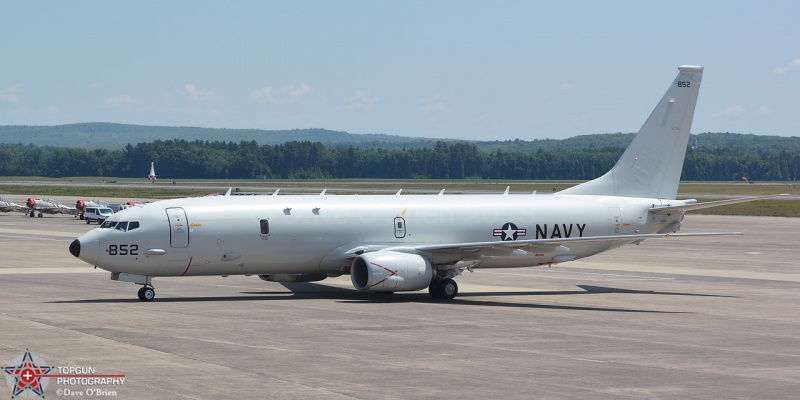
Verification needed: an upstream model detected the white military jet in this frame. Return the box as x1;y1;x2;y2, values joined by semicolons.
148;162;157;183
69;66;774;301
24;198;72;218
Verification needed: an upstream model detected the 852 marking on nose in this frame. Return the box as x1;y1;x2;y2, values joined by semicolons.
107;244;139;256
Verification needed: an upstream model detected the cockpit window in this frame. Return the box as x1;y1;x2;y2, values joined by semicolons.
100;220;118;229
101;220;139;231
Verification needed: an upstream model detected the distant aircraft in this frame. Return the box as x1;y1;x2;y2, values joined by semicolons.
75;199;110;220
0;197;23;212
110;202;143;213
69;66;780;301
24;198;72;218
148;162;157;183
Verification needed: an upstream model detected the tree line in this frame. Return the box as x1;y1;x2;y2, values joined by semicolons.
0;139;798;181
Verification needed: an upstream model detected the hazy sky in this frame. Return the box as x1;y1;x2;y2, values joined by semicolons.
2;1;798;140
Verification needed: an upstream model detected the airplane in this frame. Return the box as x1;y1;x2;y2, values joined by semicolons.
75;199;110;219
69;65;779;301
110;201;144;213
0;197;23;212
24;198;73;218
148;162;157;183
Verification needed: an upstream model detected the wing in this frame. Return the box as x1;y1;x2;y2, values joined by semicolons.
403;231;741;252
356;231;743;268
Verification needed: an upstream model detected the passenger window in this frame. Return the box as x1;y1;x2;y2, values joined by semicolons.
128;221;140;231
260;219;270;236
116;222;129;232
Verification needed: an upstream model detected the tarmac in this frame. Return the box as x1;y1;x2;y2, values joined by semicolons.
0;208;798;399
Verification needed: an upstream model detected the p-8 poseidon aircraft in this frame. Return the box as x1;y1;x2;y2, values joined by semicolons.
69;66;772;301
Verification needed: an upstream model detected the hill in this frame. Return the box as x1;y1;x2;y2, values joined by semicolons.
0;123;455;150
0;123;798;155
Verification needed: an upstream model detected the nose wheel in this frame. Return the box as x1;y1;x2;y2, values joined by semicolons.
137;286;155;301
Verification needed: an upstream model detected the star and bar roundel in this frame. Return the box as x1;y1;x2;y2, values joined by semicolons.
493;222;527;241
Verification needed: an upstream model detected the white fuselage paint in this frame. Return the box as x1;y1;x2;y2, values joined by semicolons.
75;194;683;277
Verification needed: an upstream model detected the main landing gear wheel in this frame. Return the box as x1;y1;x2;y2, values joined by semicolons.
429;278;458;299
137;286;155;301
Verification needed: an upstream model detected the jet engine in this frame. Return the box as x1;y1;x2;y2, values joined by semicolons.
351;251;433;292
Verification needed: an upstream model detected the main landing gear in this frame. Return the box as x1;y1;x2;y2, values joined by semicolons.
428;278;458;299
137;286;155;301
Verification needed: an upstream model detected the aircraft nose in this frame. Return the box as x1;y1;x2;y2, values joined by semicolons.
72;230;101;266
69;239;81;258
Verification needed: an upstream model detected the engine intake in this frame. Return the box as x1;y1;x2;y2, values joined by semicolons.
351;251;433;292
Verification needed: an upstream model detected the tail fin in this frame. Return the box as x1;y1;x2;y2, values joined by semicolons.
560;65;703;199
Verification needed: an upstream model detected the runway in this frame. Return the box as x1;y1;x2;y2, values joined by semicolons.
0;212;798;399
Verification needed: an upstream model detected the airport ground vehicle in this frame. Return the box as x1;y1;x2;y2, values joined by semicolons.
84;206;114;224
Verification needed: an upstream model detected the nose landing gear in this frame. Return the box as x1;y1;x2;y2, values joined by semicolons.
137;286;155;301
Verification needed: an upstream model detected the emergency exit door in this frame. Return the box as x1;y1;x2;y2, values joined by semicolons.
166;207;189;248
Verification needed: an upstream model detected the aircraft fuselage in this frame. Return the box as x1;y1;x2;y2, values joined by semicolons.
74;194;682;277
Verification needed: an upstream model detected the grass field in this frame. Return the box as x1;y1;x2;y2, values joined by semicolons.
1;177;798;217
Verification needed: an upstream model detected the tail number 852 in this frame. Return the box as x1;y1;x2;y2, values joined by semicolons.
108;244;139;256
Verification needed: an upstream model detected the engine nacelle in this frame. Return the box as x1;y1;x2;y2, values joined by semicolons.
76;200;86;211
26;198;35;209
351;251;433;292
258;273;328;283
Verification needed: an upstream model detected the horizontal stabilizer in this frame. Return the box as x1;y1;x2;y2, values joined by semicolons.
650;194;787;214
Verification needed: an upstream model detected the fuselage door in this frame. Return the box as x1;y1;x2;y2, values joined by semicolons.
608;206;621;235
394;217;406;238
166;207;189;248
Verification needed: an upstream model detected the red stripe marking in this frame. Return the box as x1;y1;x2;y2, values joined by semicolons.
369;261;396;287
181;256;193;276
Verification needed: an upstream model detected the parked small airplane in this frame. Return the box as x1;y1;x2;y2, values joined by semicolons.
25;198;72;217
69;66;779;301
75;199;110;220
148;162;157;183
0;197;23;212
110;202;143;213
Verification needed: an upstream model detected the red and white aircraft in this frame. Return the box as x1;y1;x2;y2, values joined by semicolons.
24;198;72;218
0;197;23;213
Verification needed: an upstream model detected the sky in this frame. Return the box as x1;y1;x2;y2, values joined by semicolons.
1;1;798;140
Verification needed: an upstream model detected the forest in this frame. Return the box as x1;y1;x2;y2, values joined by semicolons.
0;138;797;181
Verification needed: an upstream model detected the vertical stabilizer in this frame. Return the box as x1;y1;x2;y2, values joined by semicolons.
149;162;157;182
560;66;703;199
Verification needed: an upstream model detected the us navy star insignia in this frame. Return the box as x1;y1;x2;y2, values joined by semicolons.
493;222;527;241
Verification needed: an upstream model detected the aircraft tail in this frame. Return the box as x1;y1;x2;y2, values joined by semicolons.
559;65;703;199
